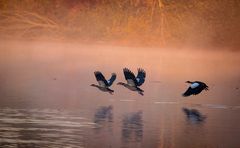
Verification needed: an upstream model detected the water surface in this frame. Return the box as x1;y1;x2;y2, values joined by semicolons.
0;41;239;147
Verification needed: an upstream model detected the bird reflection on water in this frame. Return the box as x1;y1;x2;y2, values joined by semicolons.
182;108;206;124
94;106;113;127
122;111;143;143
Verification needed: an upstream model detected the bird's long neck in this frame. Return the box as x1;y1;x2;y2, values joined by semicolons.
186;81;194;84
91;84;100;88
118;82;128;87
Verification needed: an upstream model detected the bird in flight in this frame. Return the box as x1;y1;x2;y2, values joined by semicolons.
91;71;116;95
117;68;146;96
182;81;209;97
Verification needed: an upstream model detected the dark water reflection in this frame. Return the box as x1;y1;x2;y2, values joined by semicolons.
0;41;240;147
182;108;206;124
93;105;113;135
122;111;143;143
94;105;113;124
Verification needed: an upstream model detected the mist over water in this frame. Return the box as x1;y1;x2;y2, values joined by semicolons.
0;40;240;147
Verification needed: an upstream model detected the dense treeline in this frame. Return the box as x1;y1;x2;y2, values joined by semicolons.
0;0;239;48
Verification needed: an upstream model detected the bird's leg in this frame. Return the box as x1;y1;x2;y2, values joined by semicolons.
138;91;144;96
117;82;126;86
107;88;114;95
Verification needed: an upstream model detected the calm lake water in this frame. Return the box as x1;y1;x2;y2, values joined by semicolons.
0;41;239;148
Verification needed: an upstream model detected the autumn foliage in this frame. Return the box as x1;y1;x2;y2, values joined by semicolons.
0;0;239;48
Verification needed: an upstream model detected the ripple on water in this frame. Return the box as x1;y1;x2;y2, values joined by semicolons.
0;108;94;148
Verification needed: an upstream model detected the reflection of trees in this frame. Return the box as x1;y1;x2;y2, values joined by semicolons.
182;108;206;124
94;105;113;125
122;111;143;143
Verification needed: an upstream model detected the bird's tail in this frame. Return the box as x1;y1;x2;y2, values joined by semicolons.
205;86;209;91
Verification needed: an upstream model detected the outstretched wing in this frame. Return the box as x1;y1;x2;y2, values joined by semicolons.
123;68;138;87
136;68;146;86
94;71;108;87
107;73;116;86
183;85;206;97
182;87;193;97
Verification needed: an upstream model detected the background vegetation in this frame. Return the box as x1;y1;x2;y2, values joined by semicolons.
0;0;239;48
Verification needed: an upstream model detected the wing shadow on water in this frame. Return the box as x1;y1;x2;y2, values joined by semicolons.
121;111;143;143
182;108;206;124
93;105;113;130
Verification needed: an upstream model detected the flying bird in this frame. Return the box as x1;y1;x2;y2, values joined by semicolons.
183;81;209;97
91;71;116;94
117;68;146;96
